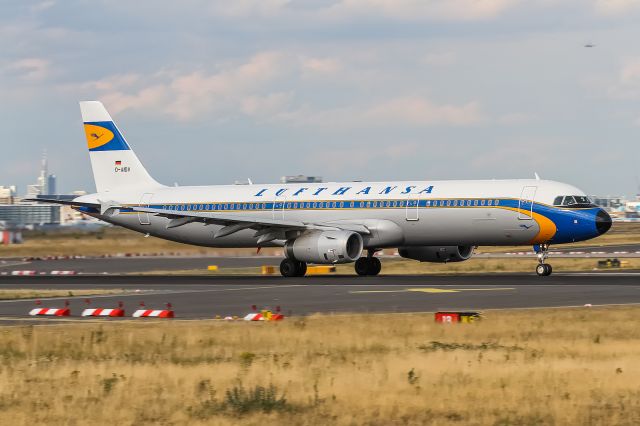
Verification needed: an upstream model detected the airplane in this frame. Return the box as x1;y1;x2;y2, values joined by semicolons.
33;101;612;277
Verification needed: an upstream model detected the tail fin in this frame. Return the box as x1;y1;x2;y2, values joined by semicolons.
80;101;162;193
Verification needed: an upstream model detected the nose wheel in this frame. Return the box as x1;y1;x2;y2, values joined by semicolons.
536;263;552;276
535;244;553;276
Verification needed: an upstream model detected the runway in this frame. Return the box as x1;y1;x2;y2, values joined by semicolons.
1;245;639;275
1;273;640;320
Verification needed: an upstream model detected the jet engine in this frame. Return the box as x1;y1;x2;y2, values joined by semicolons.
398;246;474;263
285;231;363;264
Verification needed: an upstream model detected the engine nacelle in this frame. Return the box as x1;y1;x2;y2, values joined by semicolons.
398;246;474;263
285;231;363;264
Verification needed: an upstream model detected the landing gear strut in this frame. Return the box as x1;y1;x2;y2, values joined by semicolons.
535;244;552;276
355;250;382;276
280;259;307;277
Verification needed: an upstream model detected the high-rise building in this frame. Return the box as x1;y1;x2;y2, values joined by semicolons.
47;174;57;195
26;150;57;196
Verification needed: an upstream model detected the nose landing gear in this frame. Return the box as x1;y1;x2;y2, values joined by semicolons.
535;244;552;276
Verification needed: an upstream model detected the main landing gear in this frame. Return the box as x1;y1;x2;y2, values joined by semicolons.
355;251;382;276
280;258;307;277
535;244;553;276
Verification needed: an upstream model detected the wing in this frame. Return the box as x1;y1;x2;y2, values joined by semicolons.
23;197;100;208
132;206;370;244
26;197;120;214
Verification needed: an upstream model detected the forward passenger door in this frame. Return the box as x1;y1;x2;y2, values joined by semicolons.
518;186;537;220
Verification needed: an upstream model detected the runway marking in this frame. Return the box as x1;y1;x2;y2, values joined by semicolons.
0;262;28;269
0;284;306;304
350;287;515;294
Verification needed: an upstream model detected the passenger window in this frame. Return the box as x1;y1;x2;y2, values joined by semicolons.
487;200;493;206
473;200;478;206
494;200;499;206
480;200;486;206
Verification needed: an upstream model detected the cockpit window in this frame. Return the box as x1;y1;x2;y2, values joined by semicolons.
553;195;595;208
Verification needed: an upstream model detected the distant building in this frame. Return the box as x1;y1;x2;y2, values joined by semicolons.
0;186;16;204
281;175;323;184
26;151;57;197
47;174;57;195
591;196;625;210
0;203;60;227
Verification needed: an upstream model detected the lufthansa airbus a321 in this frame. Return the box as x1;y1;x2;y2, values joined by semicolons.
34;101;612;277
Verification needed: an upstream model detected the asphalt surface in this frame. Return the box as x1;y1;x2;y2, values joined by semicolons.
1;246;640;275
0;256;282;273
1;273;639;320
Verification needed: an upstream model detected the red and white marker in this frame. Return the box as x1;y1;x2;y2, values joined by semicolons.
29;300;70;316
132;302;174;318
29;308;70;316
50;270;77;275
81;301;125;317
11;270;36;276
244;312;264;321
82;308;125;317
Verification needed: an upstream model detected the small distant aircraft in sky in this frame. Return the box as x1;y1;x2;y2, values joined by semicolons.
584;44;595;48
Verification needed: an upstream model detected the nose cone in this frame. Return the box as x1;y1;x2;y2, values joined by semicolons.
595;209;612;235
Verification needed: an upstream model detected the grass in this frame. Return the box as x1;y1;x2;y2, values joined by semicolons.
0;289;126;300
1;307;640;424
1;222;638;258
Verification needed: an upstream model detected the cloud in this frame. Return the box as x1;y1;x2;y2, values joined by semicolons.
207;0;519;21
279;96;485;127
594;0;640;15
6;58;50;81
241;92;294;117
361;96;483;126
421;51;457;67
71;52;295;121
497;112;536;125
30;0;56;13
325;0;520;21
607;57;640;100
300;57;342;75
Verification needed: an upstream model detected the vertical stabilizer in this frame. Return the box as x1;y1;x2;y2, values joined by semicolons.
80;101;162;193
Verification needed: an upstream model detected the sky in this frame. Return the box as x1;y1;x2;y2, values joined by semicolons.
1;0;640;197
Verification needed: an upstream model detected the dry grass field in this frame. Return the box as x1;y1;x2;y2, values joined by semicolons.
1;307;640;425
1;222;638;258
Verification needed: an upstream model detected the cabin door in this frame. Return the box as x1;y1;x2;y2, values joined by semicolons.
138;192;154;225
518;186;537;220
406;194;419;221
